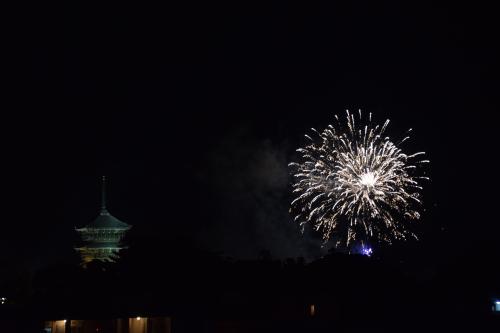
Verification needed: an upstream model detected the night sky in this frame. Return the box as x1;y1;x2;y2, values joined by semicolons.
13;1;500;273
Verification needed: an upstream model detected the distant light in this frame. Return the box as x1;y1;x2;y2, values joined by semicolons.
496;301;500;304
0;297;6;305
64;320;67;324
136;317;141;321
309;304;316;317
361;245;373;257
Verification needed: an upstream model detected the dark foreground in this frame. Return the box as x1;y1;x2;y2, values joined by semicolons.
1;248;499;332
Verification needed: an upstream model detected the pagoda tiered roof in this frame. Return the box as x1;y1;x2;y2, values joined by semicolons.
78;208;131;230
75;177;132;265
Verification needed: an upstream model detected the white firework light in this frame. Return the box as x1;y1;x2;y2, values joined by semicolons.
289;110;429;248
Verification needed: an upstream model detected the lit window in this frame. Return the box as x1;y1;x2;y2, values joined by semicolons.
309;304;316;316
495;301;500;312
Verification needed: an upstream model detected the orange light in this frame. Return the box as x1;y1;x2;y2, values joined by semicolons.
310;304;316;316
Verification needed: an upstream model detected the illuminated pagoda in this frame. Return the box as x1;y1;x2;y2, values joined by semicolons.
75;176;132;265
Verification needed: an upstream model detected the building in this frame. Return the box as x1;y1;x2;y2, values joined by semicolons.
75;177;132;265
44;317;171;333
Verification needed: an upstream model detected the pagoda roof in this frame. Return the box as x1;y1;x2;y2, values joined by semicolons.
75;242;127;249
80;208;131;230
76;177;132;231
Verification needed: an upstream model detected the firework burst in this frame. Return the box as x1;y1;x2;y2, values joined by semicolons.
289;110;429;248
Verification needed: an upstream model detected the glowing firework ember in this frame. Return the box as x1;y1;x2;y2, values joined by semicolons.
289;110;429;248
361;245;373;257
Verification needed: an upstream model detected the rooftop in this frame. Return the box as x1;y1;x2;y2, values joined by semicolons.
76;176;132;231
83;209;131;230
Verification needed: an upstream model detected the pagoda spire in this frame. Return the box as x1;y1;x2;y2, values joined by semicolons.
101;176;109;215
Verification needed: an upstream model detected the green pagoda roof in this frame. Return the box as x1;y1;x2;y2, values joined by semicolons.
76;176;132;231
84;208;131;229
76;241;128;249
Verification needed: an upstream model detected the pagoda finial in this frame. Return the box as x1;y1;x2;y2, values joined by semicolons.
101;175;108;214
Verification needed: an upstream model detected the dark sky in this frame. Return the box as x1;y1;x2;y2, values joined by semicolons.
12;1;500;271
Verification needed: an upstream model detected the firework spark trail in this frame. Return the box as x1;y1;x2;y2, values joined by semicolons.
289;110;429;248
